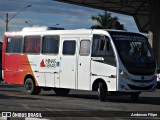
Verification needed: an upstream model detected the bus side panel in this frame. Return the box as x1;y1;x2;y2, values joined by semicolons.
27;55;60;87
3;54;38;85
91;61;117;91
4;71;26;84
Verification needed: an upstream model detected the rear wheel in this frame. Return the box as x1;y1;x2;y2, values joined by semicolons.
98;83;107;102
130;93;140;102
24;78;41;95
54;88;70;96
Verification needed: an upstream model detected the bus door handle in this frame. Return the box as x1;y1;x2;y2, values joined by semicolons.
54;72;58;74
79;63;81;66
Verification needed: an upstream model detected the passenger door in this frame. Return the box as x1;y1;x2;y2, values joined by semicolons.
78;39;91;90
60;38;77;89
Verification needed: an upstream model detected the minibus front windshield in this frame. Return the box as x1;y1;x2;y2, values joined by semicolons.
109;31;156;75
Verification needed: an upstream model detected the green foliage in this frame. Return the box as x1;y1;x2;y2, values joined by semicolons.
91;11;126;30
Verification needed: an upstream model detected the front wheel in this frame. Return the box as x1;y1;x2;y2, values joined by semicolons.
98;83;107;102
24;78;41;95
130;93;140;102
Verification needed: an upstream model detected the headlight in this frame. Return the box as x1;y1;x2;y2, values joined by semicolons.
120;70;131;80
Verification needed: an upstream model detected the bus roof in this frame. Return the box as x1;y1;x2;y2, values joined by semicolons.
5;26;144;37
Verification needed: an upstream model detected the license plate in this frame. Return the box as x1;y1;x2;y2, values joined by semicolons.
138;84;146;87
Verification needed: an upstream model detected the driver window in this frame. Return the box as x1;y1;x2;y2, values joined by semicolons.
92;35;114;57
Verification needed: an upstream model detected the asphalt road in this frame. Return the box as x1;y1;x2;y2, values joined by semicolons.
0;82;160;120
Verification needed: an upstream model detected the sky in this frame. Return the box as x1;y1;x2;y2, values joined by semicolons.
0;0;139;42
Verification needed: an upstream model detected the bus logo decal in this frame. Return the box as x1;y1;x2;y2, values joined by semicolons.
40;60;45;67
40;59;57;68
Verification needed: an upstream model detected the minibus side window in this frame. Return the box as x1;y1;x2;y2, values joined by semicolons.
6;37;22;53
23;36;40;54
92;35;114;57
80;40;90;56
63;41;76;55
42;36;59;54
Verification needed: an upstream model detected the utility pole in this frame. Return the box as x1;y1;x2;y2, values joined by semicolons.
0;5;32;32
6;13;8;31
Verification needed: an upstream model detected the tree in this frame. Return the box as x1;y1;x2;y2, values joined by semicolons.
91;11;125;30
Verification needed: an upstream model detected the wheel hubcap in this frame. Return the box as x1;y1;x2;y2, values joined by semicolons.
25;82;32;92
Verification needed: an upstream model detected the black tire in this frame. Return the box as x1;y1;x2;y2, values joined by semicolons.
130;93;140;102
54;88;70;96
98;83;107;102
24;78;41;95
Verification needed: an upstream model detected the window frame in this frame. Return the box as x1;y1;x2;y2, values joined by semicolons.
42;35;60;55
6;36;23;54
23;36;41;55
79;39;91;56
98;36;106;51
62;40;76;56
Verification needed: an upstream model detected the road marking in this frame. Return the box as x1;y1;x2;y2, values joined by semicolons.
25;118;50;120
0;117;7;120
21;103;30;110
0;117;50;120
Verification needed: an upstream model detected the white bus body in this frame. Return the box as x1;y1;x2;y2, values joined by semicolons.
3;27;157;101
